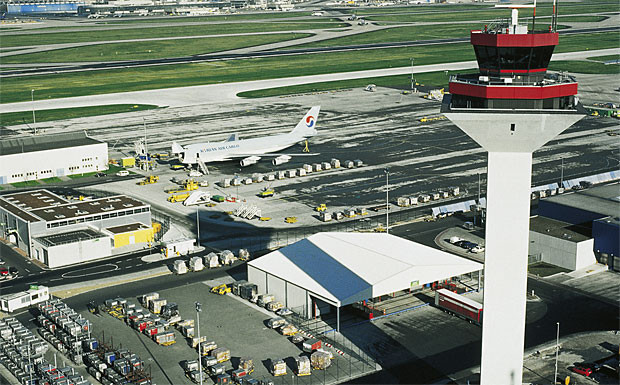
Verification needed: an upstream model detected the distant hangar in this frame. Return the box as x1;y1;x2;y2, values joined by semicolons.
0;132;108;185
248;232;482;331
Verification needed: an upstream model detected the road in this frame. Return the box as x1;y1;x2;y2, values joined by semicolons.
2;26;617;78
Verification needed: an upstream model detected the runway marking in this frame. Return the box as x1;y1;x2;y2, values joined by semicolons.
25;268;31;273
61;263;119;279
50;278;63;282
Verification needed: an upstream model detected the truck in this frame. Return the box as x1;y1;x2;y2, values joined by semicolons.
138;175;159;185
167;192;190;203
434;288;482;325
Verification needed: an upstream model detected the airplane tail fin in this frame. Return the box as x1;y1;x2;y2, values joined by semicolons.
291;106;320;138
171;141;184;155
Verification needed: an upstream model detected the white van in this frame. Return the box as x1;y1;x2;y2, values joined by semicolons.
116;170;129;177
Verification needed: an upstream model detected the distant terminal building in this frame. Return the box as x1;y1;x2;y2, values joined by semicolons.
0;132;108;185
5;0;85;15
538;183;619;271
0;189;154;268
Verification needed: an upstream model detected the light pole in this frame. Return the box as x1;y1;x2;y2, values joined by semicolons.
31;89;36;134
384;168;389;234
410;58;415;93
195;301;203;385
554;322;560;384
560;157;564;187
196;208;200;245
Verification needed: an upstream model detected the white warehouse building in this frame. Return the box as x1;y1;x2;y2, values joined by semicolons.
248;232;483;331
0;132;108;184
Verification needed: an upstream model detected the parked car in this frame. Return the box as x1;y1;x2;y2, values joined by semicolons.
8;267;18;276
94;172;106;178
276;308;293;316
571;366;593;377
461;241;478;250
0;268;9;277
470;245;485;253
116;170;129;177
0;258;5;265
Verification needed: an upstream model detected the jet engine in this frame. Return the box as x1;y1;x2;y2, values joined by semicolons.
272;155;292;166
240;156;261;167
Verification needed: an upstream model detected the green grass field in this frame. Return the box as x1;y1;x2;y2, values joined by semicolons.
549;60;620;74
106;11;313;23
555;15;608;23
2;33;312;64
2;21;345;48
238;70;471;98
0;105;158;126
588;54;620;62
41;177;63;183
1;32;616;104
11;180;41;187
288;23;480;49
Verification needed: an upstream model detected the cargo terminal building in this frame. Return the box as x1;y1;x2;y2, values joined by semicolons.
248;232;483;331
0;132;108;185
0;189;153;268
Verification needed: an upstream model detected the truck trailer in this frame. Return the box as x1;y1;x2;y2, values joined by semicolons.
434;289;482;325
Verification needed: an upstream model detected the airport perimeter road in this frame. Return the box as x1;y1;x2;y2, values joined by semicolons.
1;47;618;113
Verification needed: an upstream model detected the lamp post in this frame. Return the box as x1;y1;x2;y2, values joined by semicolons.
560;157;564;187
195;301;203;385
384;168;389;234
196;208;200;245
31;89;36;134
410;58;415;93
554;322;560;384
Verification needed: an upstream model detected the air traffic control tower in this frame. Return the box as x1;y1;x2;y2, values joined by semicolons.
441;3;584;384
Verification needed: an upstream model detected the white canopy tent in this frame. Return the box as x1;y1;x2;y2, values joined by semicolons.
248;232;482;331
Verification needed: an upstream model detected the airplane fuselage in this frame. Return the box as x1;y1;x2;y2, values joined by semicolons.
179;133;301;164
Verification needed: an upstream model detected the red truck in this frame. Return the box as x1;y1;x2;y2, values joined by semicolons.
434;289;483;325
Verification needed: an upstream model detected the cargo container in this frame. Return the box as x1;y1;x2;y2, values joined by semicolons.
161;303;179;319
141;292;159;307
209;363;226;376
222;179;231;188
450;186;460;196
419;194;431;203
205;252;220;268
434;289;483;325
266;174;276;181
202;355;217;367
239;357;254;374
231;178;241;186
173;260;188;275
303;164;313;173
238;249;250;261
302;338;321;353
266;301;283;312
409;196;419;205
187;369;205;383
312;163;322;172
150;299;167;314
280;324;298;336
397;197;410;207
239;284;258;300
189;257;204;272
231;280;248;296
343;160;354;169
257;294;275;307
190;335;207;349
181;325;195;338
431;192;440;200
310;351;331;370
212;347;230;363
320;211;332;222
321;162;331;170
154;332;176;346
330;158;341;168
120;157;135;168
232;368;247;381
219;250;236;266
216;373;231;384
271;359;286;376
353;159;363;167
285;170;296;178
252;173;264;183
199;341;217;356
295;356;311;376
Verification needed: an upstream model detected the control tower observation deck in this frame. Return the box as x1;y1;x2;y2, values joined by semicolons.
441;3;584;385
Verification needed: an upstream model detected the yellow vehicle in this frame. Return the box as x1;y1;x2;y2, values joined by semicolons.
259;217;272;222
285;217;298;224
315;204;327;212
138;175;159;185
259;188;275;198
170;164;185;170
211;284;231;295
166;179;198;194
167;192;190;203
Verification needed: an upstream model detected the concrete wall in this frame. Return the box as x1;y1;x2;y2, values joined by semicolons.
285;281;307;313
0;143;108;184
529;231;597;271
267;274;286;304
248;266;267;294
33;236;112;268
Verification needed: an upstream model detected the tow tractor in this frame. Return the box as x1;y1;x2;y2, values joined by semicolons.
315;204;327;212
87;301;100;315
211;284;231;295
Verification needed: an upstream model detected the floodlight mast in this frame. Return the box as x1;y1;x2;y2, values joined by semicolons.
441;2;582;384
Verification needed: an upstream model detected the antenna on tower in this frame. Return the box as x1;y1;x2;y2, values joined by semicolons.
532;0;537;32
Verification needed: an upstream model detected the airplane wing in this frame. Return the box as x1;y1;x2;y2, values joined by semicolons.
232;153;319;158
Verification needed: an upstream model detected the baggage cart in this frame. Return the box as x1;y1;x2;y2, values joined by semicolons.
310;351;331;370
271;359;286;376
210;363;226;376
212;347;230;363
199;340;217;356
216;373;231;385
295;356;311;376
239;357;254;374
280;324;298;336
267;317;286;329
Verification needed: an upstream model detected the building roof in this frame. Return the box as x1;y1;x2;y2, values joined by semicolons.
248;232;483;307
30;195;149;222
34;228;107;248
543;184;619;218
530;216;591;242
1;189;68;210
0;132;103;157
105;223;149;234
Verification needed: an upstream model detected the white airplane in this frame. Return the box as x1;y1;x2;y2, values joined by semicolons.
171;106;320;169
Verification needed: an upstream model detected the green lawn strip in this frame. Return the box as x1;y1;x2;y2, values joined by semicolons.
556;15;608;22
364;3;617;23
106;11;313;23
11;180;41;187
347;4;492;16
587;54;620;62
238;70;473;98
290;23;482;49
2;33;313;64
0;105;158;126
41;177;63;183
2;21;345;48
1;32;615;104
549;60;620;74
